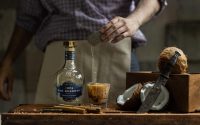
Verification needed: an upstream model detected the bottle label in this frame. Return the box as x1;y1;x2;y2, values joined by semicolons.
65;51;75;60
57;82;82;101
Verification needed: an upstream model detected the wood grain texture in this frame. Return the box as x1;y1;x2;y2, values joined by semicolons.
2;104;200;125
2;113;200;125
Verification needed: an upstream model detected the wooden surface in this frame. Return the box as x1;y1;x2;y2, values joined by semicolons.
2;104;200;125
126;72;200;113
2;112;200;125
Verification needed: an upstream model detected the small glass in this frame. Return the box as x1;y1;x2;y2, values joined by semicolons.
87;82;110;108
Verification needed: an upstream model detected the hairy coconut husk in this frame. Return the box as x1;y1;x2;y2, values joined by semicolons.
117;83;143;111
158;47;188;74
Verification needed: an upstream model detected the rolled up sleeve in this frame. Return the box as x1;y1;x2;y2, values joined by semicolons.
156;0;168;15
134;0;168;15
16;0;47;33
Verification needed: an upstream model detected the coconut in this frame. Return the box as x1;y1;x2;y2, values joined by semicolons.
158;47;188;74
116;83;143;111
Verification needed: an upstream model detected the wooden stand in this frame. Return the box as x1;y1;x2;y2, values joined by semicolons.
126;71;200;112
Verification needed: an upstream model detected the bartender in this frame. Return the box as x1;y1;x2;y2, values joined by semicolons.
0;0;167;103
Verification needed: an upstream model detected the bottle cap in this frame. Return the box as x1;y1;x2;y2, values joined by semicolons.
63;41;76;48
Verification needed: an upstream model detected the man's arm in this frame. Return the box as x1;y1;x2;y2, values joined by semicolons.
127;0;160;27
0;0;47;101
0;25;33;100
2;25;33;65
100;0;161;43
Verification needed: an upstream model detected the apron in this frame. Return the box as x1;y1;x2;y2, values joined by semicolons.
35;37;131;105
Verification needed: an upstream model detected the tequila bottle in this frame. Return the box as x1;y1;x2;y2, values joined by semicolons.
56;41;83;104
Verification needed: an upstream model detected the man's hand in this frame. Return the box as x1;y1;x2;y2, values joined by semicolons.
100;0;160;43
0;62;14;100
100;16;140;43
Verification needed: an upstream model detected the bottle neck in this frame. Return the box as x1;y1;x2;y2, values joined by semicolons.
64;48;76;69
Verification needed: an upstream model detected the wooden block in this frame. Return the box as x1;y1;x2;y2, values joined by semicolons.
126;71;200;112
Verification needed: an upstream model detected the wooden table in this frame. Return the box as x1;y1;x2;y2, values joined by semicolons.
2;104;200;125
2;112;200;125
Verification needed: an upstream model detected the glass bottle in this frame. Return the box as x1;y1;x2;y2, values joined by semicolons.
56;41;83;105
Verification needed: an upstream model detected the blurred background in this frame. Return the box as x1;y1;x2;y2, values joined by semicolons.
0;0;200;112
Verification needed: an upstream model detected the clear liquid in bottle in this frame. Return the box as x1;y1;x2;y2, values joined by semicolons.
56;41;83;105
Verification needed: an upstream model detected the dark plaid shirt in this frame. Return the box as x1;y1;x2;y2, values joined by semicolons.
16;0;167;50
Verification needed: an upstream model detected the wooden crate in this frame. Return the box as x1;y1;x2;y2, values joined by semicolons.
126;71;200;113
